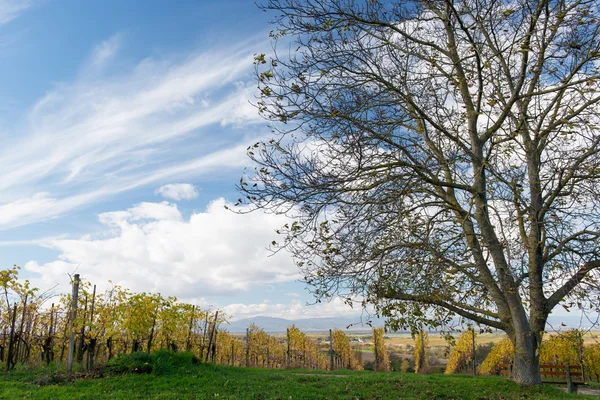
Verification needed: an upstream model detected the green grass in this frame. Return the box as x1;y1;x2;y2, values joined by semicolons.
0;363;595;399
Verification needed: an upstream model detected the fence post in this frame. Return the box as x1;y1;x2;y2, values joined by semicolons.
67;274;80;374
566;364;576;393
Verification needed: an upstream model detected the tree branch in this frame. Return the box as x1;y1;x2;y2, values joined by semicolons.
547;260;600;310
383;291;505;330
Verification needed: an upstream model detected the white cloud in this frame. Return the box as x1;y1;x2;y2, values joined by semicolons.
85;34;122;72
224;297;370;320
25;198;300;298
0;0;31;24
155;183;199;201
0;35;267;229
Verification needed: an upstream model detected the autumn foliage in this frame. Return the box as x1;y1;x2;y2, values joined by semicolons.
0;267;335;371
372;328;390;371
414;330;429;374
445;329;476;374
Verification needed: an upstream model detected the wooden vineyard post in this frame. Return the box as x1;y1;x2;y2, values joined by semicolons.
44;304;55;365
472;328;476;376
211;311;219;362
147;315;156;354
373;328;379;371
205;311;218;363
286;328;291;368
6;304;17;372
246;327;250;367
87;285;97;369
76;295;87;363
266;346;270;368
231;342;235;366
200;313;209;360
1;328;5;362
14;294;28;366
67;274;80;374
578;331;585;381
186;305;195;352
303;341;306;368
329;329;334;371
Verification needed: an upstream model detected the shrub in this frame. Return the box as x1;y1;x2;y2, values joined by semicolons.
106;351;153;375
152;350;199;376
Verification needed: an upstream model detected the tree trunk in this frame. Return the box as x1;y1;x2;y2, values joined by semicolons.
511;333;542;385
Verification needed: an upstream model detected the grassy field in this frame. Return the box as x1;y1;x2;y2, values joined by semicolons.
1;362;597;400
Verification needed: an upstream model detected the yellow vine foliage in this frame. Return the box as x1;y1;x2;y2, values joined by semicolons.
414;330;429;373
288;325;329;369
584;343;600;381
373;328;391;371
479;336;513;375
332;329;363;370
0;266;359;372
445;329;476;374
479;330;584;376
246;324;290;367
214;331;245;366
539;330;581;365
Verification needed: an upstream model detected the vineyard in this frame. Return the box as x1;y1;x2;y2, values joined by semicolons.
0;267;367;372
5;264;600;385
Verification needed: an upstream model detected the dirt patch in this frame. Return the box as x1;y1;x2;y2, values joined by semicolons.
558;386;600;396
293;373;351;378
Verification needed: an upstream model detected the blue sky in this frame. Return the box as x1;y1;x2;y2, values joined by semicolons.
0;0;364;321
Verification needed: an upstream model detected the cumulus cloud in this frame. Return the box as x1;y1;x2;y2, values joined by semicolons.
155;183;199;201
25;198;299;298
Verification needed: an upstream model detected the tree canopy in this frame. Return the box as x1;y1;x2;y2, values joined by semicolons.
240;0;600;385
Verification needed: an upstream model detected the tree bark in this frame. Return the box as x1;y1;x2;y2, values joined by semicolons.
511;331;542;385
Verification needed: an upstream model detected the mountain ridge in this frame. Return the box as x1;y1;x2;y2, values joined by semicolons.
221;314;595;334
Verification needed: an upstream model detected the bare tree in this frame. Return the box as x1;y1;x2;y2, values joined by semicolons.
240;0;600;385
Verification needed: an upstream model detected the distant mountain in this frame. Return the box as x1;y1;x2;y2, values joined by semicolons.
221;314;597;334
222;316;387;333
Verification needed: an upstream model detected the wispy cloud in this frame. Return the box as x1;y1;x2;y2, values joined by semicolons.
0;0;31;25
84;34;122;73
0;35;266;229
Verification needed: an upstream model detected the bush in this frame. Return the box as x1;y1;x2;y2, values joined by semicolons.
105;351;154;375
152;350;199;376
105;350;200;376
